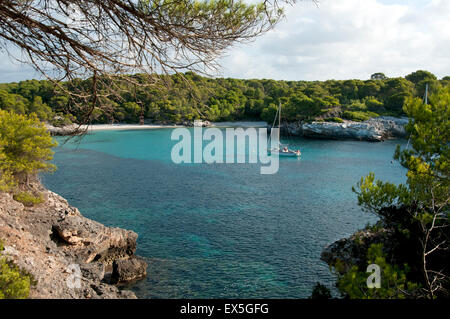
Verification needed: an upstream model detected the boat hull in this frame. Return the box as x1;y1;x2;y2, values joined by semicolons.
269;150;301;157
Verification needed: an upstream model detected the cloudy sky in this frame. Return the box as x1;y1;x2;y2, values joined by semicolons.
1;0;449;82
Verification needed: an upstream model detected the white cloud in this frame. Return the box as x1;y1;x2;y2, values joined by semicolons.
219;0;450;80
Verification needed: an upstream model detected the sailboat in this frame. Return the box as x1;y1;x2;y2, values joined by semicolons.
268;102;301;157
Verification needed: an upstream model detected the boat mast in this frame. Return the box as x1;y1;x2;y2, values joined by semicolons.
278;101;281;128
424;83;429;105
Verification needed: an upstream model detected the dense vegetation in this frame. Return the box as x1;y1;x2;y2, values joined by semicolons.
329;88;449;299
0;240;33;299
0;70;448;126
0;110;57;206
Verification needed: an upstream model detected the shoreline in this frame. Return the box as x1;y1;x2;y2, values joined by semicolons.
47;121;269;135
83;121;269;131
47;117;407;142
81;123;182;131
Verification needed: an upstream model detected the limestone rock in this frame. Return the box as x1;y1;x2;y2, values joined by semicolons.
0;187;146;299
80;262;105;282
111;256;148;284
45;124;79;136
190;119;211;127
283;116;408;142
302;121;384;141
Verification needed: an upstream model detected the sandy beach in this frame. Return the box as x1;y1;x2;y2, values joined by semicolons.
80;123;181;131
82;121;269;131
47;121;269;136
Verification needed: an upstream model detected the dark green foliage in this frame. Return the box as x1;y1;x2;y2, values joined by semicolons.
385;92;410;113
405;70;440;98
310;283;332;299
334;244;419;299
371;73;387;80
348;88;450;298
441;76;450;88
0;70;447;125
405;70;437;85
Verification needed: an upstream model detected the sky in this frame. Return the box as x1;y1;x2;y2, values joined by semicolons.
0;0;449;82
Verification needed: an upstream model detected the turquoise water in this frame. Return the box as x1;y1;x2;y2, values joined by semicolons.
42;128;407;298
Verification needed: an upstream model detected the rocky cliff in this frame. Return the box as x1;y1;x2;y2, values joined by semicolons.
0;186;147;299
283;116;409;142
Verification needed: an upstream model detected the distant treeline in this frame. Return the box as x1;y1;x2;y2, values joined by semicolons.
0;70;448;126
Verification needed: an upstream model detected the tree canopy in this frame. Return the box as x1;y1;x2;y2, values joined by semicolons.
0;110;57;205
0;70;448;126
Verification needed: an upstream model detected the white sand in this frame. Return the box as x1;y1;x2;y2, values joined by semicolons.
80;124;181;131
79;121;268;131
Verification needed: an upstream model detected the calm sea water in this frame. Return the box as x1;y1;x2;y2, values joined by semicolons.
42;128;406;298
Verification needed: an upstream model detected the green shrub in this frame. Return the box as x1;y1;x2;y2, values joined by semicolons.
0;170;14;192
318;108;333;115
310;283;332;299
342;111;379;122
364;97;385;112
325;117;344;123
13;192;44;207
0;240;33;299
0;110;57;192
348;100;367;111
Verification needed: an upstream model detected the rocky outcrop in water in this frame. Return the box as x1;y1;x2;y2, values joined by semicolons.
183;119;212;127
0;186;147;299
111;256;148;284
284;116;409;142
320;224;396;273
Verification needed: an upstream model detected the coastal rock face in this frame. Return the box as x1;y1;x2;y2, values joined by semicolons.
281;121;303;136
184;119;211;127
366;116;409;138
0;188;147;299
302;121;384;141
285;116;408;142
45;124;79;136
111;256;148;284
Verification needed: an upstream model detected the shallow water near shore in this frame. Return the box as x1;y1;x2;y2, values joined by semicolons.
42;128;407;298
